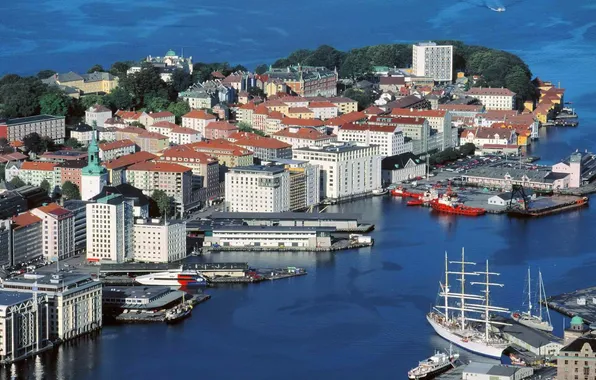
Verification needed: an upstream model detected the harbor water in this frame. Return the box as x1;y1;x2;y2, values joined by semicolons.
2;0;596;378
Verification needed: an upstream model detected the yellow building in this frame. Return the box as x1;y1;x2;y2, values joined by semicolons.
523;100;535;112
187;140;254;167
264;81;289;97
286;107;315;119
42;71;119;94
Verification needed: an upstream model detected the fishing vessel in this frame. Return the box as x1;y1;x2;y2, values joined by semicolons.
135;270;207;287
407;345;459;379
511;268;553;332
429;193;486;216
427;249;511;358
166;299;193;323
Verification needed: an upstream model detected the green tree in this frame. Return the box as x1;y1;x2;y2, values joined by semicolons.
64;138;81;149
40;179;51;194
37;70;56;80
9;176;25;188
81;94;106;110
459;143;476;156
0;77;46;118
121;65;167;107
151;190;173;218
167;100;190;124
144;95;169;112
255;64;268;75
248;87;266;98
88;64;105;73
39;90;71;116
106;87;134;110
303;45;345;70
0;138;14;154
62;181;81;200
237;121;266;137
41;136;55;152
130;121;145;129
343;88;373;110
170;69;192;93
109;61;132;78
23;132;43;153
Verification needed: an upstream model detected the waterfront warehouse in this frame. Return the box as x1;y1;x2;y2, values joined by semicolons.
203;226;333;250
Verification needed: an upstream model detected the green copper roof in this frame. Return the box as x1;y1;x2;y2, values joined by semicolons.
571;315;584;325
165;49;176;57
82;128;107;176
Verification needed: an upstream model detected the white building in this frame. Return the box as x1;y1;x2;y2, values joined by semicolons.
412;42;453;82
181;109;216;136
338;123;409;157
133;218;186;263
70;123;95;146
466;87;516;110
147;121;202;145
381;152;427;184
225;165;290;212
263;159;321;210
81;133;108;201
307;101;339;120
3;272;102;341
551;152;583;188
98;139;136;161
0;291;49;364
86;194;134;263
459;127;516;148
292;142;382;200
462;363;533;380
30;203;75;261
203;226;332;249
85;104;112;127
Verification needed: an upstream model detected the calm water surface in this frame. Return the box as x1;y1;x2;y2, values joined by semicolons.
2;0;596;378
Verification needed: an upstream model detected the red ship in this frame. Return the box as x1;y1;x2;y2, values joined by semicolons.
391;186;422;199
430;195;486;216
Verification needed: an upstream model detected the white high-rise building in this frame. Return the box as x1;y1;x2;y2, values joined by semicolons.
133;219;187;263
30;203;75;261
225;165;290;212
293;142;382;199
86;194;134;263
337;123;409;157
412;42;453;82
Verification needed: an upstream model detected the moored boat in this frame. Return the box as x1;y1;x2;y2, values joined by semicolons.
372;188;388;196
135;270;207;287
407;345;459;379
511;268;553;332
407;199;424;206
165;304;192;323
429;190;485;216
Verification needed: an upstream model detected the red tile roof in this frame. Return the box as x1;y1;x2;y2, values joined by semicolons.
308;101;337;108
128;161;192;173
36;203;72;218
368;115;427;125
159;146;217;164
12;212;41;229
273;127;332;140
151;121;179;129
253;104;269;115
171;126;200;135
268;111;284;120
187;140;252;157
340;123;399;133
183;109;216;120
324;112;367;126
288;107;314;114
21;161;58;171
233;134;291;149
115;110;143;120
138;131;168;140
363;106;386;115
478;110;520;120
147;111;174;119
390;108;447;118
466;87;516;96
99;139;135;151
282;117;324;127
206;121;238;131
379;76;406;85
0;152;27;163
103;151;157;170
264;100;289;107
438;104;484;112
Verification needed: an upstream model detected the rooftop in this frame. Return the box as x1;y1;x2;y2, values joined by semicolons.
340;122;399;133
273;127;330;140
294;142;377;154
99;139;136;151
21;161;58;171
0;291;33;307
128;161;192;173
12;212;42;229
230;165;286;174
103;151;157;170
4;272;96;293
463;363;520;377
206;121;238;131
211;211;361;221
147;111;174;119
390;108;447;118
466;87;516;96
183;109;216;120
92;183;150;207
1;115;64;125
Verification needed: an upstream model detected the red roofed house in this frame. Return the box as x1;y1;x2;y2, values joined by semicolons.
281;117;326;133
115;110;144;124
182;109;216;135
390;108;452;149
157;146;220;201
186;139;253;167
228;132;292;160
465;87;516;111
103;151;157;185
307;101;338;120
19;161;58;189
273;127;337;149
205;121;238;140
251;104;270;132
459;127;517;148
286;107;315;120
363;106;387;117
99;139;137;161
115;127;169;154
139;111;175;128
379;76;406;93
30;203;75;261
85;104;113;127
147;121;201;145
127;162;194;213
236;102;257;125
338;123;410;157
265;111;285;135
324;111;367;134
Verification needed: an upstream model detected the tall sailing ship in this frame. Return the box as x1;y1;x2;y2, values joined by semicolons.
511;268;553;332
426;248;511;359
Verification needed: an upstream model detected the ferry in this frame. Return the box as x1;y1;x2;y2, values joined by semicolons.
135;270;207;287
408;345;459;379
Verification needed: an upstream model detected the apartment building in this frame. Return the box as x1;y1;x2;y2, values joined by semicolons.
30;203;75;261
127;162;193;213
139;111;175;127
338;123;409;157
63;199;88;255
466;87;516;110
181;109;216;135
273;127;337;149
292;142;382;199
98;139;136;161
11;212;43;266
56;160;86;189
308;101;339;120
390;108;453;150
85;104;112;127
187;140;254;167
102;151;157;186
147;121;201;145
19;161;58;190
86;194;134;263
70;123;95;146
366;116;435;155
133;218;186;263
266;159;320;210
0;115;66;144
225;165;290;212
3;272;102;341
204;121;238;140
114;127;169;154
230;132;293;161
412;41;453;82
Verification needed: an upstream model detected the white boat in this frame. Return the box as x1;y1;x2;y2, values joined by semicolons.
511;268;553;332
489;6;506;12
135;270;207;287
426;248;511;359
372;188;388;196
408;345;459;379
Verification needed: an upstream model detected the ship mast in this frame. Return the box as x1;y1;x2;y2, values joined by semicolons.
527;267;532;316
444;252;449;321
448;247;479;329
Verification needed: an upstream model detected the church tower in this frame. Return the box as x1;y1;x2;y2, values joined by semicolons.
81;126;108;200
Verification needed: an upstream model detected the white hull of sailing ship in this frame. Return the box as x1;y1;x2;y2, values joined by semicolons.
426;315;506;359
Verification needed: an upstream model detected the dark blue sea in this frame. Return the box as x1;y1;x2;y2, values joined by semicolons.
2;0;596;378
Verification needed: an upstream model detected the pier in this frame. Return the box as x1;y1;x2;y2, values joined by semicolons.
545;287;596;324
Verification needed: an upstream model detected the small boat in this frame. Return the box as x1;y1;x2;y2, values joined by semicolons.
489;6;505;12
391;186;407;197
407;199;424;206
408;345;459;379
372;188;388;196
166;304;193;324
511;268;553;332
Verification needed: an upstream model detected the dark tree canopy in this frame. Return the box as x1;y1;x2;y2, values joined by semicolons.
106;87;134;110
151;190;173;218
121;66;168;108
39;89;71;116
40;179;51;193
62;181;81;200
255;64;268;75
170;69;193;93
37;70;56;80
87;64;105;73
9;176;25;188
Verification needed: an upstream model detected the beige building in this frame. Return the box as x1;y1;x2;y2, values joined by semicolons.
18;161;58;189
98;139;137;161
139;111;176;127
182;109;216;136
412;41;453;82
3;272;102;341
127;162;193;213
0;115;66;144
225;165;290;212
42;71;119;94
115;127;169;154
30;203;75;261
147;121;201;145
273;127;337;149
466;87;516;110
187;140;254;167
133;218;187;263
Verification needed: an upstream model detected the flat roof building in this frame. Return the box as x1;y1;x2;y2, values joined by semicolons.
225;165;290;213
